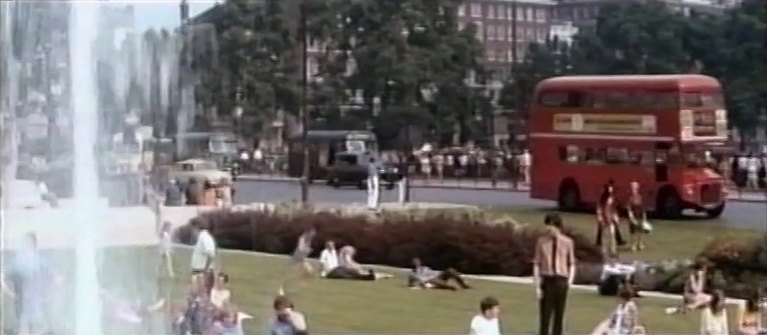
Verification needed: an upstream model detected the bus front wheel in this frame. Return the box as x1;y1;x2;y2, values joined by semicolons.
705;203;725;218
657;190;682;219
558;182;581;212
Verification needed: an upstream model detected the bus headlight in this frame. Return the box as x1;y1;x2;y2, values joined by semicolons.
683;184;695;196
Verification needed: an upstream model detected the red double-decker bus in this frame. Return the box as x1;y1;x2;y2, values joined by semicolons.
528;75;729;218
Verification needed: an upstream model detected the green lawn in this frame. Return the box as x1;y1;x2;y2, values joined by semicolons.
3;246;733;334
490;206;761;261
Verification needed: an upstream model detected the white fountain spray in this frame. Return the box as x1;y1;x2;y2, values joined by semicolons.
69;2;104;334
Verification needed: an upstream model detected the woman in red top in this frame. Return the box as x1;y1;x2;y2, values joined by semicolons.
596;181;626;256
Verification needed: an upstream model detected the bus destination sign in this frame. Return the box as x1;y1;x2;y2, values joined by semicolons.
553;114;657;134
680;109;727;139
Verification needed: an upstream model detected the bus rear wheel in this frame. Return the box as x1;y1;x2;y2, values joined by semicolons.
705;203;725;218
657;190;682;219
558;182;581;212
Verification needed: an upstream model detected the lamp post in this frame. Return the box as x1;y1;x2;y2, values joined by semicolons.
299;0;310;204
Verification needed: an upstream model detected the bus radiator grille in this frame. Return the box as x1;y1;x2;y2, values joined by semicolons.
700;184;721;204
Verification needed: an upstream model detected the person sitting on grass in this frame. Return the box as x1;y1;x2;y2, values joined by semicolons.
700;289;729;335
319;240;339;277
325;246;393;281
737;289;763;335
210;304;244;335
666;259;711;315
407;257;471;290
469;296;502;335
210;272;232;310
266;295;308;335
591;285;644;335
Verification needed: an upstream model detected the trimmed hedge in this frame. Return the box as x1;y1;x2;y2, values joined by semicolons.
694;235;767;299
176;209;604;277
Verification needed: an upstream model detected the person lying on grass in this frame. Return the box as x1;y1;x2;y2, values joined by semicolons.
324;245;393;281
407;257;471;290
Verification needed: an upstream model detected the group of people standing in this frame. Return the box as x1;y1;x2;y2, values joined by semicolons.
596;180;652;257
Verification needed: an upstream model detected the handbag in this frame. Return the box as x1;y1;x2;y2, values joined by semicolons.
641;220;653;233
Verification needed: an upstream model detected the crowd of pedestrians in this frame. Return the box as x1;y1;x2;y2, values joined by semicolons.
156;177;235;208
379;146;532;186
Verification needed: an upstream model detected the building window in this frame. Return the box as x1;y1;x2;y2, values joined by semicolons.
474;22;484;40
537;28;547;41
507;26;514;41
526;8;534;21
536;8;547;22
487;24;496;40
498;4;506;18
488;48;496;61
471;3;482;17
526;27;534;39
498;25;506;40
517;7;525;21
458;21;466;31
458;4;466;17
487;4;495;18
507;49;514;63
497;48;506;62
507;6;513;20
573;8;580;20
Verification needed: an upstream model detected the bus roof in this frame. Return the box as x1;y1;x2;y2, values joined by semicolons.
288;130;376;141
536;74;721;92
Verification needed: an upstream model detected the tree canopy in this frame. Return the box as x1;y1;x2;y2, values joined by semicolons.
502;0;766;133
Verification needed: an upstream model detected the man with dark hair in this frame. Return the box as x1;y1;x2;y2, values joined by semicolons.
469;296;502;335
267;295;308;335
534;213;576;335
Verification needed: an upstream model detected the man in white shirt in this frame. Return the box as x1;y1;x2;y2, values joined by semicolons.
319;240;339;277
190;221;216;278
469;296;502;335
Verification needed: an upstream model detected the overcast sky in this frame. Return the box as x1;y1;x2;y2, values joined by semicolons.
104;0;218;31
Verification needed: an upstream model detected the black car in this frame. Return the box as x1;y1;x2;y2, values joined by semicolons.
326;152;403;190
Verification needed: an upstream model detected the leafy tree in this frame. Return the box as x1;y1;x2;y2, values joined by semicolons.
713;0;766;133
501;37;571;111
187;0;298;135
501;0;765;132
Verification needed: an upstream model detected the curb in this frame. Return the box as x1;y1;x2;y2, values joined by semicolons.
236;176;767;203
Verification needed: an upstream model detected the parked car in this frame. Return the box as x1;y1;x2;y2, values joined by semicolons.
326;152;403;190
168;158;231;184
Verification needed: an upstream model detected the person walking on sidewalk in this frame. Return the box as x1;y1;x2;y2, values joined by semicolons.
534;214;577;335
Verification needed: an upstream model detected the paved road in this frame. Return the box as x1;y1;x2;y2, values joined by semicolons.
233;179;767;231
